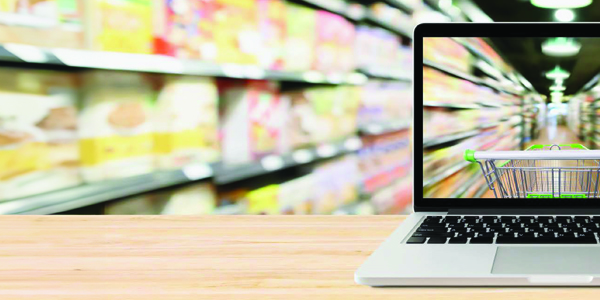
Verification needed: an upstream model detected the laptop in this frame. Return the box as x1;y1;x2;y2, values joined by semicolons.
355;23;600;286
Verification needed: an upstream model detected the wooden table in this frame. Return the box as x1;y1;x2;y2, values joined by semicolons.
1;215;600;299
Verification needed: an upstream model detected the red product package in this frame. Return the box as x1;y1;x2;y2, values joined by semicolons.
154;0;217;60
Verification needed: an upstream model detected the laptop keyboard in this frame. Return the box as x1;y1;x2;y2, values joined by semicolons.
407;216;600;244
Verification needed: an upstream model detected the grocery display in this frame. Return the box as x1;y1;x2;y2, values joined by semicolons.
423;37;526;199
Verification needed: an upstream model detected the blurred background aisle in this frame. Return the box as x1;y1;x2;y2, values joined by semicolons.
1;0;600;214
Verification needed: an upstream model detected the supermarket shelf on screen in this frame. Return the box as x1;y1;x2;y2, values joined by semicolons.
0;137;363;215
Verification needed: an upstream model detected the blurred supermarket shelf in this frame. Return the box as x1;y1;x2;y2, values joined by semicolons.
423;101;481;109
359;121;411;135
363;11;413;38
358;66;412;81
296;0;413;38
423;129;481;148
0;44;415;85
423;161;470;188
423;59;522;96
213;136;363;185
0;136;363;214
0;165;214;215
380;0;415;14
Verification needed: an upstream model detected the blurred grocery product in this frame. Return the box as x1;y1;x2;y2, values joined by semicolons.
154;76;220;169
104;182;216;214
219;80;282;165
283;2;316;71
79;71;155;181
0;69;81;200
0;0;85;49
85;0;154;53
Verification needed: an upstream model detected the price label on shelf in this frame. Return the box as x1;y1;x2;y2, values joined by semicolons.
344;137;362;151
317;144;338;158
182;164;213;181
261;155;285;171
292;149;314;164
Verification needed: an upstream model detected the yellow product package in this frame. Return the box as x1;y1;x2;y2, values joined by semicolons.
154;76;220;169
79;71;155;182
0;69;80;200
85;0;154;53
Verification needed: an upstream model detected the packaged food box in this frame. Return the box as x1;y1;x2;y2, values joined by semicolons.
160;183;216;214
213;0;260;65
279;89;319;151
153;0;218;60
219;80;281;165
154;76;219;169
257;0;286;70
84;0;154;53
0;69;80;200
246;184;279;214
0;0;85;49
283;2;316;71
313;11;340;73
79;71;155;182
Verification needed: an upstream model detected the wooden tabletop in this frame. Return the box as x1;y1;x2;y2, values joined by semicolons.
2;215;600;299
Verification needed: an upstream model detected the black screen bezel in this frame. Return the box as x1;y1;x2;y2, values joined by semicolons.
415;23;600;212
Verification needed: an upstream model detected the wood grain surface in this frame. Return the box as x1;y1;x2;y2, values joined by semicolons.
0;215;599;299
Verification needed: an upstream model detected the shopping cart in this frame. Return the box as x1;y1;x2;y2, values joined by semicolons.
464;144;600;198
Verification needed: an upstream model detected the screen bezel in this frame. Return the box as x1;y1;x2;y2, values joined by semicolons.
414;23;600;212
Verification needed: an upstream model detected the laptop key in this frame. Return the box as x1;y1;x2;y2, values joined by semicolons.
420;224;446;229
412;232;453;238
448;237;468;244
556;216;572;223
476;232;494;238
470;237;493;244
427;237;447;244
407;237;426;244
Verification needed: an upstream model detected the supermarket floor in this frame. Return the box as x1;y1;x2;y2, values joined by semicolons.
527;121;583;148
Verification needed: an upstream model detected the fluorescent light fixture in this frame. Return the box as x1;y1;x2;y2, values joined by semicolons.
550;85;566;91
555;78;564;85
555;9;575;22
542;38;581;56
551;91;564;97
531;0;592;8
546;66;570;79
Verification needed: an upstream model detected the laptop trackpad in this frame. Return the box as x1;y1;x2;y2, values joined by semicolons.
492;247;600;274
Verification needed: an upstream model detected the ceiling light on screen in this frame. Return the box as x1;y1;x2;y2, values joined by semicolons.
542;38;581;56
551;91;564;97
555;9;575;22
546;66;570;79
550;85;566;91
555;78;564;85
531;0;592;8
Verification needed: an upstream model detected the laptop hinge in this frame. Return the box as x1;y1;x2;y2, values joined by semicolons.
448;208;600;215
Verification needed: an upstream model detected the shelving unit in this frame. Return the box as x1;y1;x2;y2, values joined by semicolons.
0;0;416;215
422;37;528;199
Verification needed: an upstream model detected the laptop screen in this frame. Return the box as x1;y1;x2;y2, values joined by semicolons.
421;34;598;202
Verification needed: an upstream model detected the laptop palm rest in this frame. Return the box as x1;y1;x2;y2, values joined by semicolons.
492;247;600;279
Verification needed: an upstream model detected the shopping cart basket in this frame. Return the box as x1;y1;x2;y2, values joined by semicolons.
464;144;600;198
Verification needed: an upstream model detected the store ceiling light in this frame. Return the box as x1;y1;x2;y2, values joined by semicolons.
546;66;570;79
531;0;592;8
555;78;564;85
542;38;581;56
555;9;575;22
551;91;564;97
550;85;566;91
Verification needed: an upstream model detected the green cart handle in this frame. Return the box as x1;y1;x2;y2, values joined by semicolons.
464;144;593;162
